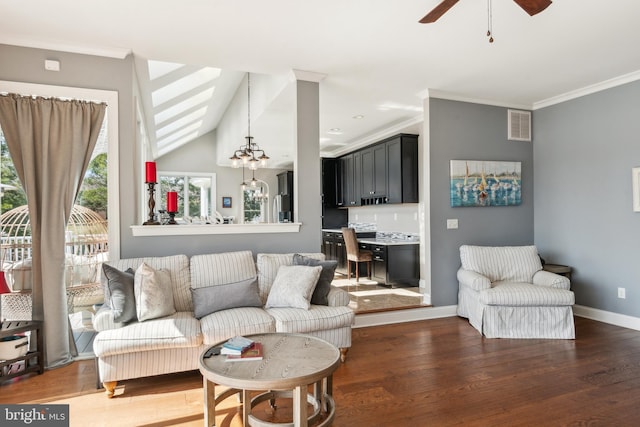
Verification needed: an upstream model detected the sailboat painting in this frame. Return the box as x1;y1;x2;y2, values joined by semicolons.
450;160;522;207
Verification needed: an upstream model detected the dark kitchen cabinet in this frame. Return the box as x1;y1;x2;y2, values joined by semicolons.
358;242;419;288
339;152;361;207
321;158;348;228
386;134;419;203
277;171;293;222
277;171;293;196
322;231;347;274
360;143;387;202
337;133;418;207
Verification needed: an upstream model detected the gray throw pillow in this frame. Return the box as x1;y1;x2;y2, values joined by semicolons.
293;254;337;306
102;264;136;323
265;265;322;310
191;277;262;319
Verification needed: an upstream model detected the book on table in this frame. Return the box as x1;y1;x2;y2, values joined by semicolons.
220;336;255;355
225;342;263;362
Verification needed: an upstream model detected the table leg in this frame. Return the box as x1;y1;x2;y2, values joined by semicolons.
293;385;307;427
314;381;324;412
242;389;251;426
203;378;215;427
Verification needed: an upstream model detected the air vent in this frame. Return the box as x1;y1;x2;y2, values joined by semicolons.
508;109;531;141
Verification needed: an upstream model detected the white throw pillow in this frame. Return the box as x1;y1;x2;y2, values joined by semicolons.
265;265;322;310
134;262;176;321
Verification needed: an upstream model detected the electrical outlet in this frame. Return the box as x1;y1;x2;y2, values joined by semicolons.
446;219;459;229
618;287;626;299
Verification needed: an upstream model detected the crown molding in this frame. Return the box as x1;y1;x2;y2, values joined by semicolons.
424;89;532;110
533;69;640;110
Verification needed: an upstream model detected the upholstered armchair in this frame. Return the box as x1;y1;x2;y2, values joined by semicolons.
456;245;575;339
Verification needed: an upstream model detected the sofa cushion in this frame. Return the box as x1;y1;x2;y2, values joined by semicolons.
199;307;275;345
293;254;337;306
460;245;542;283
265;265;322;310
135;263;176;321
479;282;575;306
190;251;256;289
256;253;325;304
102;264;136;323
93;311;201;357
191;277;262;319
102;254;192;312
266;305;355;334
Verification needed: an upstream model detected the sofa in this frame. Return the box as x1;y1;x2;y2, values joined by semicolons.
92;250;354;398
456;245;575;339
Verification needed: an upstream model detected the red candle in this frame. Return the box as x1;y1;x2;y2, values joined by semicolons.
145;161;156;183
167;191;178;213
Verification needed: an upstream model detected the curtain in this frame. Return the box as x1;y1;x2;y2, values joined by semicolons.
0;93;106;368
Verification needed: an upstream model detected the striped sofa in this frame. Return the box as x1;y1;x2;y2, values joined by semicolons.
92;251;354;398
456;245;575;339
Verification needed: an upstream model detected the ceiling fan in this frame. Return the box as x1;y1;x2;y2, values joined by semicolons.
419;0;552;24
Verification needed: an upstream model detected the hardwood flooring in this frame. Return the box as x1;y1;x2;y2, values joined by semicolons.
2;316;640;426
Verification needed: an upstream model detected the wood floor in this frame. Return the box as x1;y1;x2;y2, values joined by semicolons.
2;316;640;426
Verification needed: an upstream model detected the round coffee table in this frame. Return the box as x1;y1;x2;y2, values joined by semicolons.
199;333;341;427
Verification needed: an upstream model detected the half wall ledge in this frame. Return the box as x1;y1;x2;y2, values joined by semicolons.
130;223;302;237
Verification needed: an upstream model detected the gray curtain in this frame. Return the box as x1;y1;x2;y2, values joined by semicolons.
0;93;106;368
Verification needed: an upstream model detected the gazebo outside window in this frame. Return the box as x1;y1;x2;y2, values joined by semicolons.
0;204;108;321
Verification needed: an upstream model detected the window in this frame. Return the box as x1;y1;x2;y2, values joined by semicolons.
157;172;216;222
242;179;270;223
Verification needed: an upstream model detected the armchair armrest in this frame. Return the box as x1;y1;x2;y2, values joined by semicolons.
92;304;126;332
327;285;350;307
457;268;491;291
532;270;570;290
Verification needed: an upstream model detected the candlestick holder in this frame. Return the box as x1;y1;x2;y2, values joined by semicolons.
167;211;177;225
143;182;161;225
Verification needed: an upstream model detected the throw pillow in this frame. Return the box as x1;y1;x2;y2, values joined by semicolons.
134;262;176;321
265;265;322;310
102;264;137;323
191;277;262;319
293;254;337;306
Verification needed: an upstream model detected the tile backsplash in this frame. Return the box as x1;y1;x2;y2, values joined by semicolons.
348;204;419;233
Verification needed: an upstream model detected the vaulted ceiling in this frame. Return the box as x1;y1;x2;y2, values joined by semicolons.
2;0;640;167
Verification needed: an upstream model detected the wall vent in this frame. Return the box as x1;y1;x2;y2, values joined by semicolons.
508;109;531;141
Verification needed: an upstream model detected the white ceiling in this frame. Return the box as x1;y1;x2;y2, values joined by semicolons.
2;0;640;166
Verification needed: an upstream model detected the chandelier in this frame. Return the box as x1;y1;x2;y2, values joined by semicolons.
230;72;269;171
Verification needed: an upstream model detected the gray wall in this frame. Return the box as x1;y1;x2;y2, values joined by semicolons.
429;98;535;306
534;81;640;317
0;44;322;260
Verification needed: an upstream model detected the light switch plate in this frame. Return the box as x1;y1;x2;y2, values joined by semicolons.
446;219;458;229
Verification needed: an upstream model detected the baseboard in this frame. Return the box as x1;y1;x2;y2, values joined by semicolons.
354;305;457;328
574;305;640;331
354;304;640;332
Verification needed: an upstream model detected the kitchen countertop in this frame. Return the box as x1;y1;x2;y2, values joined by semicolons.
322;229;419;246
357;238;419;246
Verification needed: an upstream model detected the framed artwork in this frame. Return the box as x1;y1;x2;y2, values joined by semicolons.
222;196;232;208
633;167;640;212
450;160;522;207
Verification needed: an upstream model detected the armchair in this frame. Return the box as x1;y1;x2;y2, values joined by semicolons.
457;245;575;339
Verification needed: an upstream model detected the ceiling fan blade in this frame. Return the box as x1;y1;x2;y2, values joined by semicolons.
419;0;460;23
513;0;552;16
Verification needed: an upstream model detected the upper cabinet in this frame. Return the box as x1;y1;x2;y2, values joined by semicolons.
360;143;387;202
386;134;419;204
338;151;361;207
336;133;418;206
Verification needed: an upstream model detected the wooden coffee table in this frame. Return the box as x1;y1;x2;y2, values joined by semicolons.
199;333;340;427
